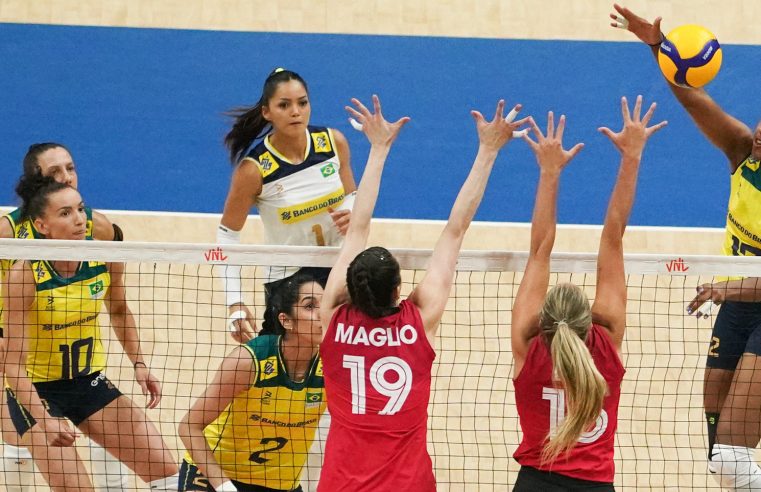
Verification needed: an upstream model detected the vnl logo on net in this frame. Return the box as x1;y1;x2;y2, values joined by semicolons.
665;258;690;273
204;247;228;262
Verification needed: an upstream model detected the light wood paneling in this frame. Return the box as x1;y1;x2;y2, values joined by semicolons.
1;1;759;44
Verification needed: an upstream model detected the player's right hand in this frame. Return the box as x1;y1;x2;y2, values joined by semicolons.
687;283;726;318
228;303;256;343
609;3;663;46
345;95;410;147
42;417;77;447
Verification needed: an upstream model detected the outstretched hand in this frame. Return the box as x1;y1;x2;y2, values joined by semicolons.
346;95;410;146
599;95;667;158
609;3;663;46
523;112;584;174
471;100;530;152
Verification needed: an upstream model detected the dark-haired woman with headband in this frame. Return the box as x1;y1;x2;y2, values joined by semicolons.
216;68;356;344
0;143;128;491
319;95;527;491
179;271;326;492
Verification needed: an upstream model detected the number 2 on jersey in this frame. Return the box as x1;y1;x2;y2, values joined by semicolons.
343;355;413;415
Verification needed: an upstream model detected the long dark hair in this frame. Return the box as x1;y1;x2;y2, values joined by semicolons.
23;142;70;177
224;68;309;164
260;271;320;336
15;172;71;220
347;247;401;319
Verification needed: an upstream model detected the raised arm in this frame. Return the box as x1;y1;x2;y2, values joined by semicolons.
592;96;667;349
511;113;584;368
179;347;255;491
217;162;263;343
104;262;162;409
2;262;78;447
92;210;118;241
611;3;752;169
327;128;356;236
320;95;409;334
408;101;528;336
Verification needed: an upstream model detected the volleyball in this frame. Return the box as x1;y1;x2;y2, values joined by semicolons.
657;24;722;88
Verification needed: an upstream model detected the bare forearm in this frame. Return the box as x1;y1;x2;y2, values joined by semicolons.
602;155;640;240
530;171;560;257
720;278;761;302
179;422;229;488
445;147;498;237
347;144;390;240
111;311;145;365
3;360;51;424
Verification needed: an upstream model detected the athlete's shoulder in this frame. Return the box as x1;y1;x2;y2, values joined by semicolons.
246;334;280;359
243;138;269;161
3;208;36;240
307;126;336;155
0;211;14;238
244;140;282;181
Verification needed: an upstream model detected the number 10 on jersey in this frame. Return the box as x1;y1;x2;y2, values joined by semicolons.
343;355;413;415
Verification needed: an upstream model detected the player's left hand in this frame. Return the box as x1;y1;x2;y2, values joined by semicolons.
135;366;162;409
599;95;667;158
523;111;584;174
687;282;726;318
329;207;351;235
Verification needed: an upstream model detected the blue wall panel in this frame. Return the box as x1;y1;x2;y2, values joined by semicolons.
1;23;759;226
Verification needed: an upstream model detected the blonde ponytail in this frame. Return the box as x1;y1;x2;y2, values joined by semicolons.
539;284;607;464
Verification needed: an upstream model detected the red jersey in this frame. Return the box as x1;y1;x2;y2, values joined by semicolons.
319;299;436;492
513;323;625;483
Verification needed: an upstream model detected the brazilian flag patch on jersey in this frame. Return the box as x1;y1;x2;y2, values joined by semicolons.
305;392;323;408
88;280;105;299
320;163;336;178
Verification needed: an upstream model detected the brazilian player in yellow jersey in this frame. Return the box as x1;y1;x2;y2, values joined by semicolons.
0;142;128;492
614;4;761;488
2;174;180;491
179;272;327;492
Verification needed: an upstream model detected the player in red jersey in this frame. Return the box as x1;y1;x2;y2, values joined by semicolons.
318;95;528;491
511;96;666;491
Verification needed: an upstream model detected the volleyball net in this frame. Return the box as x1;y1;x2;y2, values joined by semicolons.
2;238;761;491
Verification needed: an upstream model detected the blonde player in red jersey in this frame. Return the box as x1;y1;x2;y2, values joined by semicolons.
318;95;528;491
510;96;665;491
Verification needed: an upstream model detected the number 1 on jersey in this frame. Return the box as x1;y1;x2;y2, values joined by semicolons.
312;224;326;246
343;355;413;415
542;387;608;443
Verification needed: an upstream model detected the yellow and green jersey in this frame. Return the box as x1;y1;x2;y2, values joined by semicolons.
25;259;108;382
722;156;761;257
186;334;326;490
0;207;94;327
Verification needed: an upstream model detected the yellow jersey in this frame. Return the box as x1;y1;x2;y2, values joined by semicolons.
722;155;761;257
186;334;326;490
25;259;109;382
0;207;94;328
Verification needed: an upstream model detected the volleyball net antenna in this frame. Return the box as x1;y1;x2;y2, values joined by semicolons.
2;238;761;491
